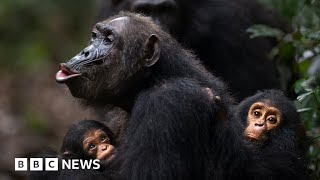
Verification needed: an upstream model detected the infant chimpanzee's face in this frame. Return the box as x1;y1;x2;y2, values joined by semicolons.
83;128;116;161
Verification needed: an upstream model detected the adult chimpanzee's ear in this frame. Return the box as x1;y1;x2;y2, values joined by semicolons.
143;34;160;67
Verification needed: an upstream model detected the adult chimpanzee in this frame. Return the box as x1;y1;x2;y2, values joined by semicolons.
236;89;309;179
56;12;302;180
98;0;288;100
55;12;249;179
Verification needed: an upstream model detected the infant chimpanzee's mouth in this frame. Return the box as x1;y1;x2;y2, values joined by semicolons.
56;63;81;83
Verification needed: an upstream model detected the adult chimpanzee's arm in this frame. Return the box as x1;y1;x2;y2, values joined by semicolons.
118;78;219;180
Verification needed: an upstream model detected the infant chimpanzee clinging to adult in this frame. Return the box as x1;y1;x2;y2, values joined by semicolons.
61;120;117;162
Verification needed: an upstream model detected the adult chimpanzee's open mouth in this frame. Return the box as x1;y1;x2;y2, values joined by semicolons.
56;63;81;83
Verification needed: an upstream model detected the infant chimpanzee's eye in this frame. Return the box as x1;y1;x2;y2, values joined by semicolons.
89;144;96;149
101;136;109;142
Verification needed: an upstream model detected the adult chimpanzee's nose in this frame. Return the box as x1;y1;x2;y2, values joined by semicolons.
80;45;95;59
67;45;96;69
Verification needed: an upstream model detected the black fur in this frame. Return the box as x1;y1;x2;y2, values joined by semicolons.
98;0;288;100
118;78;249;179
56;13;302;180
60;120;116;159
237;90;309;179
58;12;249;179
103;107;128;145
29;120;117;180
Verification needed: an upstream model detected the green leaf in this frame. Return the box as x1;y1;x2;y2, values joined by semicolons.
259;0;306;19
298;59;312;74
246;24;284;39
292;30;303;40
301;77;319;91
297;107;313;112
294;79;305;94
297;91;313;101
306;31;320;41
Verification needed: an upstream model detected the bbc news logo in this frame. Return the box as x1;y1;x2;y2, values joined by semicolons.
15;158;100;171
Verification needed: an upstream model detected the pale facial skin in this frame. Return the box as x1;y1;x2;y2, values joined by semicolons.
244;102;282;143
83;129;116;161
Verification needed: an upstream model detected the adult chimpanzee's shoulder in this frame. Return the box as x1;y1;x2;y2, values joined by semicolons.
121;78;223;180
130;78;216;123
133;78;205;109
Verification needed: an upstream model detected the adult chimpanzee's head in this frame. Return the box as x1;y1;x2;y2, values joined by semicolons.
60;120;116;161
236;90;302;145
56;13;168;105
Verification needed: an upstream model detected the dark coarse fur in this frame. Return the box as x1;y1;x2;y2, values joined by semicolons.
119;78;248;180
103;107;128;145
98;0;289;100
60;120;116;159
29;165;112;180
236;89;309;180
29;160;113;180
59;12;252;180
29;120;116;180
28;149;61;180
57;12;308;180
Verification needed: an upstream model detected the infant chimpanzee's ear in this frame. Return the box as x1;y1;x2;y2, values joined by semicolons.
62;151;72;159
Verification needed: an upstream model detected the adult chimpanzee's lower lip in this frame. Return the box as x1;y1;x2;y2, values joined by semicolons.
55;63;81;83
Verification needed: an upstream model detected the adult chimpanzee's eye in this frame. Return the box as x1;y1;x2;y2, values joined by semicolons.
91;32;97;39
90;32;98;45
105;34;114;43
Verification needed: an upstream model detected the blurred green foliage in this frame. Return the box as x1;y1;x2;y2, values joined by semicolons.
250;0;320;178
24;108;49;134
0;0;100;71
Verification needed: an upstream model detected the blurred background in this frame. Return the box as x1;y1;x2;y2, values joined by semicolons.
0;0;319;179
0;0;101;179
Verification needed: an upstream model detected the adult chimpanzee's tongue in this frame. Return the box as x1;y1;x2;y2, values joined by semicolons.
55;64;81;83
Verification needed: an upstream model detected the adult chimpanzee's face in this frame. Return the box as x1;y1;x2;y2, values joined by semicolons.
56;17;130;99
56;14;161;101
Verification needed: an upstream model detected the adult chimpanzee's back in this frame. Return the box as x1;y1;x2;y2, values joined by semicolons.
98;0;288;100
